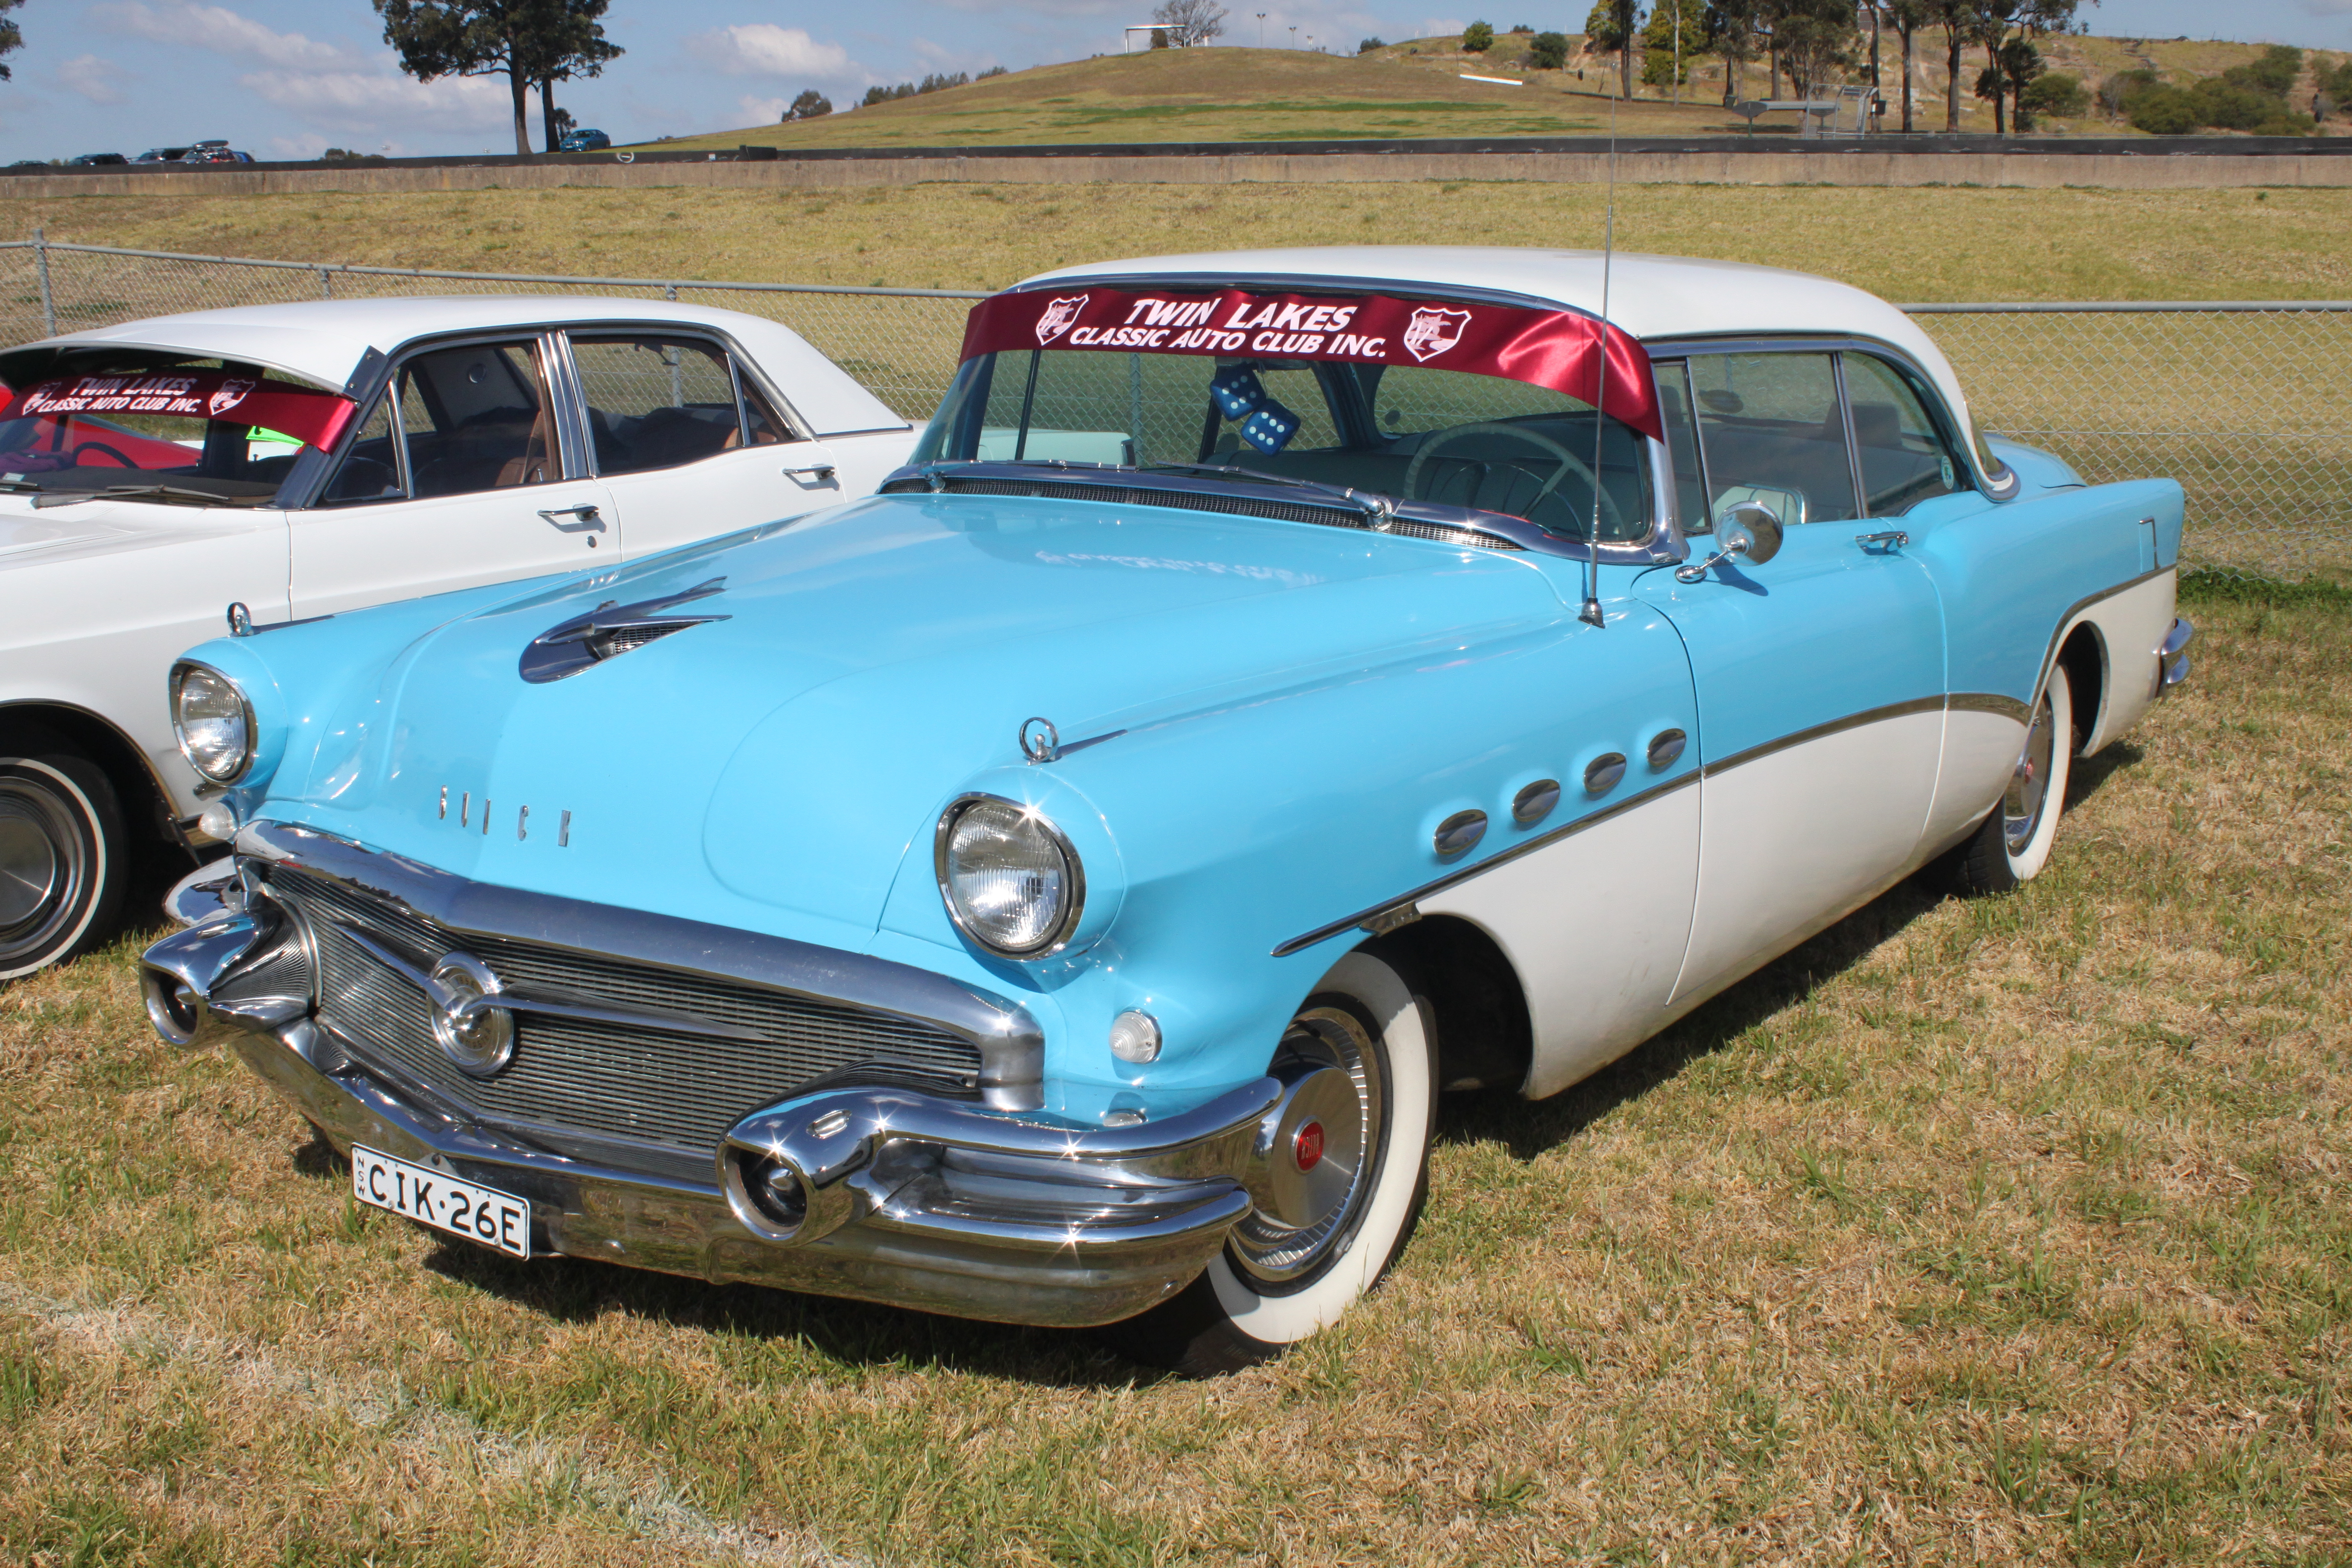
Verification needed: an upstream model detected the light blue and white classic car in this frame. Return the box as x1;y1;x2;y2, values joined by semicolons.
141;247;2191;1373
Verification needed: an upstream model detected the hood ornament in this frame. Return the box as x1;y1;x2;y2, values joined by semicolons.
519;577;731;684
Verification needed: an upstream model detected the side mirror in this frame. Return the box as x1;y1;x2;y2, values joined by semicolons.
1675;501;1784;584
1716;501;1784;566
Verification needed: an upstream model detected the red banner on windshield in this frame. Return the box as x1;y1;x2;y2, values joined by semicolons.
961;286;1662;441
0;371;358;450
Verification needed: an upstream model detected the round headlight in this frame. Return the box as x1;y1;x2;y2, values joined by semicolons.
935;795;1084;957
171;662;253;784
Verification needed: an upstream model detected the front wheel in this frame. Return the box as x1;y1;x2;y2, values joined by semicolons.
0;738;130;981
1102;949;1435;1376
1950;664;2074;894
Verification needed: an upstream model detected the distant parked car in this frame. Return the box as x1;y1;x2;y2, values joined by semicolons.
184;142;254;164
69;153;128;166
0;295;917;980
557;128;612;152
132;147;195;163
3;160;48;172
138;246;2192;1372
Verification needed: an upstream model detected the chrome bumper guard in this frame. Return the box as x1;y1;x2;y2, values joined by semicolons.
2159;616;2194;692
139;832;1284;1329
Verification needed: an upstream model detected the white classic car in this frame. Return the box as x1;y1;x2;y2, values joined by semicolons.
0;296;916;979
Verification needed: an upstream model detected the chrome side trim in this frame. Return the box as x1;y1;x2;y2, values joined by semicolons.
233;820;1048;1109
1272;770;1700;957
1948;691;2034;724
1698;694;1948;780
2031;564;2172;717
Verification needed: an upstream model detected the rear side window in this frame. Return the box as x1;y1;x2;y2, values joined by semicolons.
570;335;751;475
1685;352;1858;525
1843;353;1971;515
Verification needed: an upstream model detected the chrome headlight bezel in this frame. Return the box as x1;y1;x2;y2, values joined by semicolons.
933;793;1087;959
169;659;256;784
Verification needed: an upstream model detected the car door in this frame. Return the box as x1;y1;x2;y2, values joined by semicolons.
560;330;879;561
289;334;617;616
1637;348;1950;1009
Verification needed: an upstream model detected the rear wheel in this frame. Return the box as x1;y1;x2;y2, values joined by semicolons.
1952;664;2073;895
0;737;129;981
1102;950;1435;1376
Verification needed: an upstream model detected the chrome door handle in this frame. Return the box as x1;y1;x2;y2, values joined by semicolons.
783;463;836;481
537;503;603;531
1854;529;1910;551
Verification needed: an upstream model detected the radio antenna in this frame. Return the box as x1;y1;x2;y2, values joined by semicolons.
1578;65;1620;631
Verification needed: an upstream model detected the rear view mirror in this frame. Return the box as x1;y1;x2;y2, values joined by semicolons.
1717;501;1784;566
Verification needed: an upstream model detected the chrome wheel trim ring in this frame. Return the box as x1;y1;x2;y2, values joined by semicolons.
0;772;85;960
1227;1000;1388;1290
2003;686;2058;857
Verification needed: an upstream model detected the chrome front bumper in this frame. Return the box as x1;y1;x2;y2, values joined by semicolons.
140;841;1287;1330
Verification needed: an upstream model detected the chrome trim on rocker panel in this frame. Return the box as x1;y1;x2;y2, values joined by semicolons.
2032;565;2170;715
1698;694;1949;780
1947;691;2035;724
232;820;1046;1108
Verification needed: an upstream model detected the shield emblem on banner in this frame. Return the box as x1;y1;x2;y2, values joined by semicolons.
1035;296;1088;344
208;379;258;417
1402;307;1472;362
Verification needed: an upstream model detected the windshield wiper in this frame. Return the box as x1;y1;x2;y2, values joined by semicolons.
1138;462;1398;525
32;484;265;510
0;477;42;494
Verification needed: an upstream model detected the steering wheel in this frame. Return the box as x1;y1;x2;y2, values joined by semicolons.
1402;421;1623;536
66;441;137;469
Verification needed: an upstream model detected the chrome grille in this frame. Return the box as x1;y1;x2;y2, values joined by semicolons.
271;866;983;1158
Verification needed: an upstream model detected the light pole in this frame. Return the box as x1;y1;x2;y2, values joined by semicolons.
1288;25;1296;48
1257;11;1266;47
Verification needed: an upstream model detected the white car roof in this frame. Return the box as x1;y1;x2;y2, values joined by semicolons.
4;294;907;436
1021;246;1976;442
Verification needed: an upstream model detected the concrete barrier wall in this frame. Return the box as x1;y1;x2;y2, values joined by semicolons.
4;145;2348;198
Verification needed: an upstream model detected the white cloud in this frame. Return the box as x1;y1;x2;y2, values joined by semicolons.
737;94;791;122
58;55;130;106
237;68;515;134
90;1;359;69
688;24;859;80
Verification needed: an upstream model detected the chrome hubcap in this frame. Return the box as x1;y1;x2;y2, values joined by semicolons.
0;774;82;955
1229;1002;1384;1287
2003;687;2058;857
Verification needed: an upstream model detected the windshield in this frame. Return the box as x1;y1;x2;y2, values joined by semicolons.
915;286;1663;543
0;357;357;505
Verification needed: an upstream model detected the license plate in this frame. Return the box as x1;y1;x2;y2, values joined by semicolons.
351;1145;531;1258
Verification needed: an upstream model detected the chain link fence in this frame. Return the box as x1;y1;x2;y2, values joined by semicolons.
1;238;2341;578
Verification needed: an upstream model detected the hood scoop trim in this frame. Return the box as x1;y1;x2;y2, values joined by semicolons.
520;576;732;684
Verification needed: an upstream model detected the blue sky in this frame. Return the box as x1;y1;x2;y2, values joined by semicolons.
5;0;2347;160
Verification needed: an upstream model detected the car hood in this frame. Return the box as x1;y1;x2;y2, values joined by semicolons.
264;490;1572;948
0;498;269;567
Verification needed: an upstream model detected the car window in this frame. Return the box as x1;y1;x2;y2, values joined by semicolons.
1843;353;1970;516
1653;360;1709;534
569;335;748;476
317;393;403;506
1686;352;1858;526
392;340;554;500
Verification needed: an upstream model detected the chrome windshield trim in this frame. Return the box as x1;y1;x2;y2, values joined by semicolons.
233;819;1046;1108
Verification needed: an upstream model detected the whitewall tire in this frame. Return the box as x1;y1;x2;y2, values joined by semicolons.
1954;664;2074;894
1104;949;1435;1376
0;740;129;981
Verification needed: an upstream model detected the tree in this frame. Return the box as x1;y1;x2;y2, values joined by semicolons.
374;0;620;156
1995;36;2042;128
1641;0;1706;86
1527;30;1570;68
1151;0;1226;47
528;0;621;154
1462;20;1495;51
1582;0;1640;96
1883;0;1928;131
1929;0;1973;131
1359;37;1386;52
785;90;833;120
1711;0;1770;106
2019;70;2084;118
0;0;22;82
1775;0;1858;100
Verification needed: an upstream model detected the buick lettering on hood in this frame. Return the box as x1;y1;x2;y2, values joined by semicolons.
141;248;2191;1374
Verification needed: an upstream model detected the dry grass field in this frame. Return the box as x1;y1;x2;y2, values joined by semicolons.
5;182;2350;301
3;572;2347;1565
